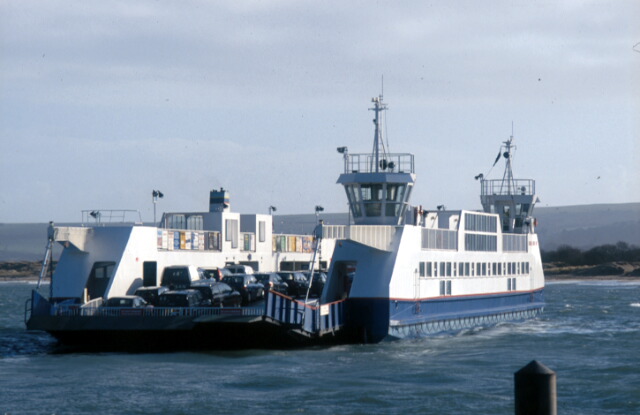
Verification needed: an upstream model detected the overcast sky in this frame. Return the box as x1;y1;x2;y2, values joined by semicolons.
1;0;638;224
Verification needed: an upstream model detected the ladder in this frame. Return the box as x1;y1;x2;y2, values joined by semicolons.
36;232;54;290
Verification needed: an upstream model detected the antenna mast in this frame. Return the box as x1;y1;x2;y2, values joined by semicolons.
369;93;387;173
501;132;516;194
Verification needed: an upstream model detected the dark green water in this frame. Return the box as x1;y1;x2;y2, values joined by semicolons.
1;280;639;414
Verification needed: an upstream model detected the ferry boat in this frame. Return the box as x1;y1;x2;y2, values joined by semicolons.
26;95;545;350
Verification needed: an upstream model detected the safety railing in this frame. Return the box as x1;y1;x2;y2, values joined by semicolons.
81;209;143;225
51;304;264;318
344;153;414;174
481;179;535;196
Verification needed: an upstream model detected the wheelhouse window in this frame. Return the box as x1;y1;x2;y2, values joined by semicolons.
345;185;363;218
361;184;383;217
385;184;406;217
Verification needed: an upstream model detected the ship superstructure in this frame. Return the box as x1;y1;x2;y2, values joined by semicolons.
320;95;544;342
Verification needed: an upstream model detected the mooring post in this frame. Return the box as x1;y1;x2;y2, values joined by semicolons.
514;360;557;415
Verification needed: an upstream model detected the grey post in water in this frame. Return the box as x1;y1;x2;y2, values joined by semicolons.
514;360;557;415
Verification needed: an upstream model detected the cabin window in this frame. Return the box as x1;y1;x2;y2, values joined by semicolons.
419;262;426;277
482;263;487;276
186;215;203;230
446;262;452;277
427;262;433;277
225;219;239;248
439;281;445;295
446;280;452;295
168;214;186;230
465;213;497;233
439;262;445;277
259;221;266;242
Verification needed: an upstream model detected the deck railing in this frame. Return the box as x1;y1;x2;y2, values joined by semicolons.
344;152;414;174
481;179;535;196
35;291;346;337
52;304;264;318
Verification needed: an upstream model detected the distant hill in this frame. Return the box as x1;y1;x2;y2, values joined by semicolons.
0;223;67;261
1;203;638;261
535;203;640;250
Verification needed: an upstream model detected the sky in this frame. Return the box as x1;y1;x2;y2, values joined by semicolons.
1;0;638;223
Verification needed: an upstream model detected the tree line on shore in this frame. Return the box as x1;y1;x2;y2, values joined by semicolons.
541;241;640;266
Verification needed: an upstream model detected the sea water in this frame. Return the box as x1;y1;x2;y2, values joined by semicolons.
1;280;639;415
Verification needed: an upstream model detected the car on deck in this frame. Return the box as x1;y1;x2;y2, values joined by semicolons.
254;272;288;294
160;265;202;290
276;271;310;297
198;267;231;281
134;286;169;306
158;289;206;307
304;272;327;297
221;275;264;305
104;296;150;308
190;280;242;307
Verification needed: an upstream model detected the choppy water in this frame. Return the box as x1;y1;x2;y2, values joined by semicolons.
1;280;639;414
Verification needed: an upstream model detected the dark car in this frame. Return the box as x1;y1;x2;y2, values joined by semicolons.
104;296;149;308
134;286;169;306
221;275;264;305
254;272;288;294
198;267;231;282
190;280;242;307
158;289;205;307
304;272;327;297
160;265;200;290
276;272;310;297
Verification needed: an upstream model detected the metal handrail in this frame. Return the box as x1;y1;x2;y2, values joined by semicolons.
481;179;535;196
81;209;143;225
52;304;264;317
344;152;414;174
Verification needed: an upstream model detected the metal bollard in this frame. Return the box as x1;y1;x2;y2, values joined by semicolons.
514;360;557;415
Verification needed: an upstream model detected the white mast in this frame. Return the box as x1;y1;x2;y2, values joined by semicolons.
369;95;387;173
